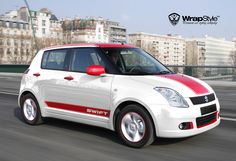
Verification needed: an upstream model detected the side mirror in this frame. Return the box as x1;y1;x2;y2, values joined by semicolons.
86;65;106;76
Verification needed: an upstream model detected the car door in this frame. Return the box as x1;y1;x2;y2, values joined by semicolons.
45;47;114;127
38;48;73;115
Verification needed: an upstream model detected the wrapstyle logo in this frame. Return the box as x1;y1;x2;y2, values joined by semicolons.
168;13;220;26
168;13;180;26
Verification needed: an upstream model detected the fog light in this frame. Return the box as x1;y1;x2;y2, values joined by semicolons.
179;122;193;130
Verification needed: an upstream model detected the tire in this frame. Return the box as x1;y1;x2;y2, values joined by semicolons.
116;104;155;148
20;93;43;125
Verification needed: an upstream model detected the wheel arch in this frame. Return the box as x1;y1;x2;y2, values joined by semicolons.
19;90;37;108
112;100;157;136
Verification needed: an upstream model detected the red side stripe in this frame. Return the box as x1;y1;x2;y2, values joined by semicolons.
158;74;209;95
45;101;110;118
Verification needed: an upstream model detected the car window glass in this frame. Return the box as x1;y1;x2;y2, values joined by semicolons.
42;49;67;70
41;51;49;68
104;48;170;75
71;48;105;72
120;49;162;74
121;50;155;68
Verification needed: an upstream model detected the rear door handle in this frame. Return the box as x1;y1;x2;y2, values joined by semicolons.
64;76;74;81
33;73;40;77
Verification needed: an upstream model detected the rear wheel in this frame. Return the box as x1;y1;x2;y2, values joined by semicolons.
116;104;155;148
20;93;43;125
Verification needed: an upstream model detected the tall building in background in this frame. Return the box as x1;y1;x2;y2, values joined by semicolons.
232;37;236;48
128;32;186;65
186;40;206;66
0;7;127;64
0;17;33;64
186;40;206;77
62;17;126;44
18;7;63;48
105;20;127;43
186;36;235;76
231;37;236;72
62;17;108;43
0;7;64;64
186;36;235;66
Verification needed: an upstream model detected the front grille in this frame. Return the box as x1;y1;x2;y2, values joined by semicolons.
201;104;217;115
196;112;217;128
190;93;215;105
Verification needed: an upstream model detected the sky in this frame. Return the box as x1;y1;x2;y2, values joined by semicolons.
0;0;236;40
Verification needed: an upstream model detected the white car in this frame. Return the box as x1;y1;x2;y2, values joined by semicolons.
18;43;220;148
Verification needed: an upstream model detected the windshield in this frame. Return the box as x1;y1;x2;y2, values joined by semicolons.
103;48;172;75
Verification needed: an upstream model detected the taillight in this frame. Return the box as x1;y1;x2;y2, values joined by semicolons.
24;68;30;74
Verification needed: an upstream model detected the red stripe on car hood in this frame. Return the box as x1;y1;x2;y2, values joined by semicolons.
157;74;209;95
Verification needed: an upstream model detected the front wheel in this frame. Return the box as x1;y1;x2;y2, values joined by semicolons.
116;104;155;148
20;93;43;125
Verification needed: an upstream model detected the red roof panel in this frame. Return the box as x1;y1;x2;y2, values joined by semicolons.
43;43;137;50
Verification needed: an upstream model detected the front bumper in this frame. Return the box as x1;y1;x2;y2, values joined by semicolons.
149;98;221;138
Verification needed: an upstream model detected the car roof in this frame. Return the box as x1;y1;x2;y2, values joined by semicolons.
42;43;137;51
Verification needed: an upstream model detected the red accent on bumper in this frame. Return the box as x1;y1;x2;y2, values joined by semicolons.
189;122;194;129
197;112;218;128
45;101;110;118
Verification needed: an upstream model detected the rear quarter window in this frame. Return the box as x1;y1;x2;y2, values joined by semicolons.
41;49;68;70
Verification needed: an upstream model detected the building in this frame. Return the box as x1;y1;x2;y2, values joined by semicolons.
232;37;236;47
62;17;127;44
62;17;108;43
128;32;186;65
186;40;206;66
0;7;64;64
186;40;206;77
186;36;235;76
231;37;236;74
186;36;235;66
0;18;33;64
105;20;126;43
18;7;63;48
2;10;18;19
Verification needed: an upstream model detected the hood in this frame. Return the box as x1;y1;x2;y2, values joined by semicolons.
130;74;213;97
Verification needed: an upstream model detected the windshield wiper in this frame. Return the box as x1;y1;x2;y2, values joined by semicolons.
156;71;171;75
127;71;151;75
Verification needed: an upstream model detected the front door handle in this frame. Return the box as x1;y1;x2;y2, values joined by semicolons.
64;76;74;81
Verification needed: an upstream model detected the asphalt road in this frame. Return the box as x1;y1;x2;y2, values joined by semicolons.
0;75;235;161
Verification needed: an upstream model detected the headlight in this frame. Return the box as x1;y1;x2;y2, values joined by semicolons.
154;87;189;108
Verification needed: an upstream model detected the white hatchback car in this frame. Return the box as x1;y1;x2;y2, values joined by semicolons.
19;43;220;148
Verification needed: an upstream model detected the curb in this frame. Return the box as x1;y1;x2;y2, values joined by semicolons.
0;73;23;77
